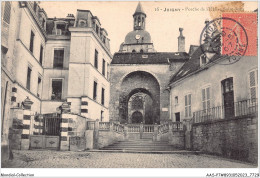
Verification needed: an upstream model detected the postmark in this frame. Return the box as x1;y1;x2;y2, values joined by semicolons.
200;17;248;65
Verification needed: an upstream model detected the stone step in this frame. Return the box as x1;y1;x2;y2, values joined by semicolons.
101;147;178;151
105;144;175;147
111;144;172;147
100;139;180;151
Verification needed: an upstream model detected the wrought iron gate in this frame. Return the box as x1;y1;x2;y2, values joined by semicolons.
30;113;61;150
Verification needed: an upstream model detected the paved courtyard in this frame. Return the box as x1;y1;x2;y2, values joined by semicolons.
2;150;256;168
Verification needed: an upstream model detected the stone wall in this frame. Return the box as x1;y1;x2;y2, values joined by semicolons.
169;131;185;148
192;115;258;163
98;130;124;148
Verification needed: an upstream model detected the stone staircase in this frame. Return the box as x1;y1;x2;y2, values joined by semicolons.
100;139;181;151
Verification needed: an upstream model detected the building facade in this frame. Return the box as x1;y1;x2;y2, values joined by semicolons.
1;1;112;158
169;32;258;123
109;2;189;124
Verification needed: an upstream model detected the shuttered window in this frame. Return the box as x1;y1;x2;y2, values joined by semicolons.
3;2;11;24
101;88;105;105
26;67;32;90
53;49;64;68
94;50;98;69
185;94;192;117
102;59;106;75
249;70;258;101
39;45;43;65
202;87;210;112
93;81;97;100
29;31;35;53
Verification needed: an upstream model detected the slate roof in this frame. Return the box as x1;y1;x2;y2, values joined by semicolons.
111;52;189;64
169;45;221;84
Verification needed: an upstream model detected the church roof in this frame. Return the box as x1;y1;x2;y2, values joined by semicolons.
111;52;189;64
133;2;146;16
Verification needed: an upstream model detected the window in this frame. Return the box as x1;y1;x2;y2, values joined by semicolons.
107;63;109;79
53;49;64;68
185;94;192;117
101;88;105;105
26;67;32;90
51;79;62;100
29;31;35;53
39;45;43;65
93;81;97;100
37;77;42;97
132;50;136;53
102;59;106;75
94;50;98;69
101;111;104;122
249;69;258;101
175;96;178;105
132;96;143;110
3;2;11;24
140;49;144;53
202;87;210;112
200;54;207;66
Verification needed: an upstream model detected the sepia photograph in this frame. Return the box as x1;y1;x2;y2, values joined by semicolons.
1;1;259;177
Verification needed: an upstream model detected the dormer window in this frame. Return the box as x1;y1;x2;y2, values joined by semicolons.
53;21;67;35
78;19;87;27
200;54;208;66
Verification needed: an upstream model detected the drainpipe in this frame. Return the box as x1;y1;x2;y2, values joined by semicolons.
2;81;9;135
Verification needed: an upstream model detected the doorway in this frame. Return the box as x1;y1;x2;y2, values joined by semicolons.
221;78;235;118
131;111;143;123
175;112;180;122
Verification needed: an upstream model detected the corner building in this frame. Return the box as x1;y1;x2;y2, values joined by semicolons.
109;3;189;124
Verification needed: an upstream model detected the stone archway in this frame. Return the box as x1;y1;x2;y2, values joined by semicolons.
119;71;160;124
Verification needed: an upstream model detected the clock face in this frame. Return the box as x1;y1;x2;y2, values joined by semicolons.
135;35;141;40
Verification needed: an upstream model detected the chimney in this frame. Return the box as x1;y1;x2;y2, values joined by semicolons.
178;28;185;52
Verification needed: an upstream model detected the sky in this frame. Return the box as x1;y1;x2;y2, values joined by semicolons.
39;1;258;54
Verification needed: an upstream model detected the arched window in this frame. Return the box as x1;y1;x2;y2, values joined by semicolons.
138;17;141;26
132;50;136;53
142;17;144;26
132;96;143;110
140;49;144;53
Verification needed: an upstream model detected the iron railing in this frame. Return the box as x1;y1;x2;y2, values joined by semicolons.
193;98;258;123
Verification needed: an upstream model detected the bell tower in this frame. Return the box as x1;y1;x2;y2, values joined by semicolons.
133;2;146;31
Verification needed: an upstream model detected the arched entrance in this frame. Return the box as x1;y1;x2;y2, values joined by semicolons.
131;111;143;123
119;71;160;124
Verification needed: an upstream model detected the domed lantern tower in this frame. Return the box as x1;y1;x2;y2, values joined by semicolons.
133;2;146;31
119;2;155;53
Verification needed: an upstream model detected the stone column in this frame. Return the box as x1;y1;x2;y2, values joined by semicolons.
124;123;128;141
60;102;71;151
140;122;144;139
153;123;158;141
93;119;99;149
21;97;33;150
110;122;114;132
168;121;173;143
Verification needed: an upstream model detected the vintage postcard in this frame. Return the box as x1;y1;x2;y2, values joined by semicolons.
1;1;258;177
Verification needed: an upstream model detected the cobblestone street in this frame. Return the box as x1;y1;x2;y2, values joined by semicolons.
2;150;256;168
